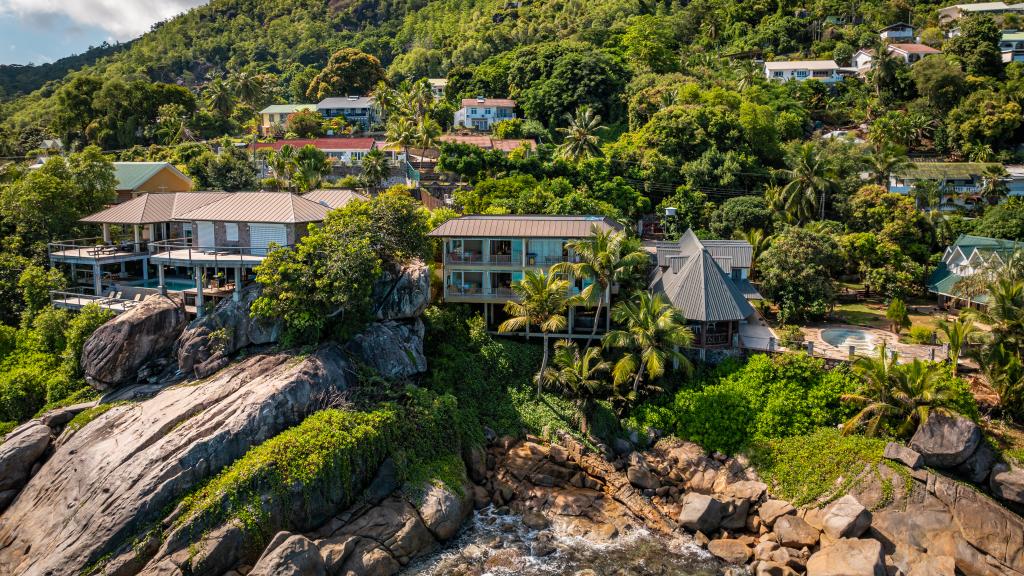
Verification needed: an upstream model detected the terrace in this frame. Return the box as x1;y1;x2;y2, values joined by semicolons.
48;237;150;265
148;239;288;268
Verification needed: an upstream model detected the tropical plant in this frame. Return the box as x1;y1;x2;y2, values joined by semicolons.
293;145;333;192
980;164;1010;206
414;116;442;169
204;78;234;119
964;275;1024;352
541;340;612;435
842;345;958;437
939;316;977;377
885;298;911;335
556;106;605;162
864;143;911;186
385;116;417;171
777;142;838;223
360;148;389;194
736;228;772;280
552;226;649;347
498;270;579;398
268;144;297;190
602;292;693;399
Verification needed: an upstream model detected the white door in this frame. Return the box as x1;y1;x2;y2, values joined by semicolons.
250;224;288;255
196;221;215;250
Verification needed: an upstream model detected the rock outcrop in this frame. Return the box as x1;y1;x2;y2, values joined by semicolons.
348;319;427;380
909;412;981;468
0;345;351;576
249;532;326;576
0;422;51;508
372;262;430;321
81;295;186;389
175;284;282;378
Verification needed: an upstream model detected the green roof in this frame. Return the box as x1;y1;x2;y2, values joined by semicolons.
112;162;182;191
898;162;1001;180
951;234;1024;256
259;104;317;114
1003;31;1024;42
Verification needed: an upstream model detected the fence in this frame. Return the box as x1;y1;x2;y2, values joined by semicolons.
738;333;948;364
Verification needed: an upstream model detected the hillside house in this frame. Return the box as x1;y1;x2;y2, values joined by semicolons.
429;215;621;335
1001;31;1024;62
938;2;1024;24
889;162;1003;210
886;43;942;65
649;229;762;351
454;97;516;131
763;60;843;83
258;104;317;136
317;96;380;131
929;234;1024;308
879;23;915;41
253;138;377;167
438;134;536;153
112;162;193;203
428;79;447;100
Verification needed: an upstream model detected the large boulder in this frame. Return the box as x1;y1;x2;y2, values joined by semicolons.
759;499;796;527
372;261;430;321
348;319;426;380
677;492;722;534
956;441;996;484
909;413;981;469
0;345;351;576
805;538;885;576
0;422;51;508
175;284;282;378
417;482;474;541
249;532;326;576
990;463;1024;506
708;538;751;564
821;495;871;539
774;515;820;548
883;442;923;470
81;294;186;389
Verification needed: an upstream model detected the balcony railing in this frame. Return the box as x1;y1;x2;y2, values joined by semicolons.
149;239;292;267
447;252;518;265
445;286;518;300
48;237;149;259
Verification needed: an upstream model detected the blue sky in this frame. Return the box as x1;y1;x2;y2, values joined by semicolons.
0;0;209;65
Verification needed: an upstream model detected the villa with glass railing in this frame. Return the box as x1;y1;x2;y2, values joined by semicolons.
428;215;623;335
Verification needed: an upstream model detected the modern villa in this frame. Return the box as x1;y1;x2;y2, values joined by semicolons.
888;162;1003;210
453;98;517;131
649;229;763;351
428;215;621;335
49;190;365;317
929;234;1024;307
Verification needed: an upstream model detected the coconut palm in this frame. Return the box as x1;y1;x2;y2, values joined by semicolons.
843;346;956;437
414;116;442;169
385;115;417;170
735;228;771;281
939;316;978;377
499;270;580;398
552;227;649;347
778;142;838;223
293;145;333;192
964;276;1024;352
980;165;1010;206
360;148;389;195
541;340;612;435
269;144;297;189
556;106;605;162
602;292;694;397
205;78;235;119
865;143;911;186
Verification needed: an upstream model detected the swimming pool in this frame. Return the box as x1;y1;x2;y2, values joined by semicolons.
821;328;876;353
126;279;196;292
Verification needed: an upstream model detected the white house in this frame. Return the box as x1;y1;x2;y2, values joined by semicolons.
764;60;842;83
317;96;379;131
253;137;377;169
938;2;1024;25
879;23;915;41
453;97;517;131
1001;31;1024;62
428;79;447;100
853;49;876;74
886;43;942;64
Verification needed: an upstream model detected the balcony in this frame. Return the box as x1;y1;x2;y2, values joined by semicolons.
446;252;518;266
445;285;518;302
149;239;291;268
48;237;150;264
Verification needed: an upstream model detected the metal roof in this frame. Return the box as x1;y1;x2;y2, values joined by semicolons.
318;96;374;109
701;240;753;269
764;60;840;70
254;138;375;152
428;215;621;238
302;189;368;209
175;192;330;224
259;104;317;114
887;43;941;54
651;250;755;323
80;192;227;225
898;162;1002;180
438;134;536;151
460;98;516;108
112;162;190;191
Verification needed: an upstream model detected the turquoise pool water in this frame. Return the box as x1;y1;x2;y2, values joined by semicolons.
128;279;196;292
821;328;875;352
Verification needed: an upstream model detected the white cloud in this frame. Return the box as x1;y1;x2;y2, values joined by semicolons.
0;0;209;41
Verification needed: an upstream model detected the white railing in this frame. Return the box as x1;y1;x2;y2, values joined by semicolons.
149;239;292;267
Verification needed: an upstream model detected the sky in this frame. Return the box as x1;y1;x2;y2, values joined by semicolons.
0;0;209;65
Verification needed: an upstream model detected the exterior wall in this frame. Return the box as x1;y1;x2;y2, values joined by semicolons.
764;67;841;83
319;106;378;130
134;169;193;195
187;220;303;250
880;28;914;40
454;106;516;131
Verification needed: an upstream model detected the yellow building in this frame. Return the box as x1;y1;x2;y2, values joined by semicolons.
113;162;193;203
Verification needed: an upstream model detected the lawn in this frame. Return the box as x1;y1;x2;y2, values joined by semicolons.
832;299;950;343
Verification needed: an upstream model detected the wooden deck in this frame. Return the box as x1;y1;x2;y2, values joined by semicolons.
150;248;267;268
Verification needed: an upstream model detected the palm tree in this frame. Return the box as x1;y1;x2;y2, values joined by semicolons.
541;340;612;435
499;270;579;398
205;78;235;119
552;226;649;347
293;145;333;192
414;116;442;169
886;298;911;335
385;116;417;171
269;144;297;190
964;276;1024;352
778;142;838;223
360;148;389;195
843;346;956;437
371;81;398;117
940;316;977;377
602;292;694;397
556;106;605;162
865;143;911;186
231;71;263;108
736;228;771;281
980;165;1010;206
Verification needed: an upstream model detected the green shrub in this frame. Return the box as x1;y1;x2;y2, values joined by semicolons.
0;421;15;439
907;326;934;345
778;325;804;348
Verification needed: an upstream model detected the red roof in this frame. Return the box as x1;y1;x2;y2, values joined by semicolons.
460;98;516;108
887;43;941;54
253;138;376;152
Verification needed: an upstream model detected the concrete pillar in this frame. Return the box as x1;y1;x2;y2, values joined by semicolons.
143;263;149;281
93;262;102;296
234;267;243;302
848;345;856;359
195;266;204;318
133;225;142;246
806;341;814;355
102;223;111;243
158;264;166;296
930;348;935;362
768;337;775;352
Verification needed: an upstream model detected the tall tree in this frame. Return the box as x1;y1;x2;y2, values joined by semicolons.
205;78;235;120
778;142;838;223
865;143;911;186
499;270;578;398
540;340;612;435
293;145;333;192
602;292;693;397
306;49;387;101
556;106;605;162
552;226;649;347
360;148;390;195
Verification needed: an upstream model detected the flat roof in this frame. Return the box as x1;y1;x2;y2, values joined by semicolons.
460;98;516;108
898;162;1002;179
429;215;621;238
764;60;840;70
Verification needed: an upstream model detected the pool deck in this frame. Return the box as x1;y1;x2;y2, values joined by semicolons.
801;324;947;364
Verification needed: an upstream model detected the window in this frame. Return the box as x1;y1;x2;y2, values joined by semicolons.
485;108;492;115
772;71;784;78
183;222;193;238
225;222;238;242
795;70;809;78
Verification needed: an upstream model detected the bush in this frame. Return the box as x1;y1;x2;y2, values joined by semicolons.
907;326;934;345
625;354;860;454
778;325;804;348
